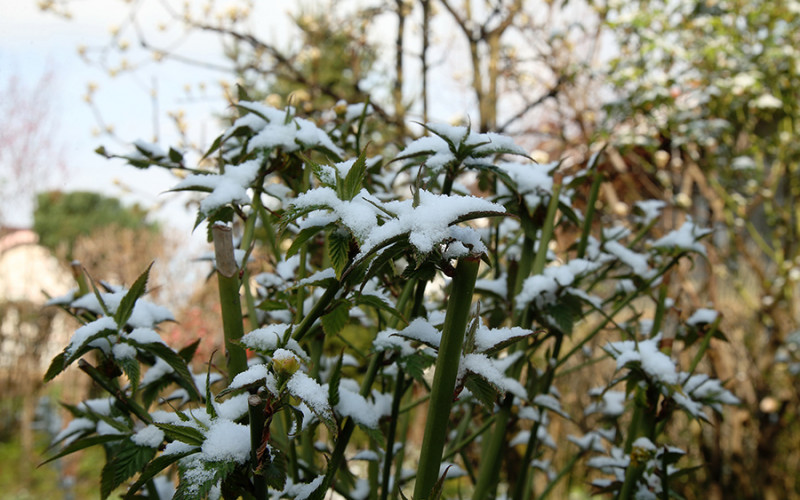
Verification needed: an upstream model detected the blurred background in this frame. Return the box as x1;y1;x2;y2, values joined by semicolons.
0;0;798;498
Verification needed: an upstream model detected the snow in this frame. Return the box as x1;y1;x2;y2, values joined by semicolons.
112;342;137;360
127;327;166;345
240;324;308;360
132;425;166;448
173;159;261;215
632;437;657;451
53;417;95;445
516;258;602;309
687;308;718;326
473;323;532;352
651;220;711;255
396;125;526;171
287;372;331;420
228;363;269;390
372;329;415;356
461;353;527;399
533;394;569;418
585;390;627;417
475;275;508;298
66;316;118;357
397;318;441;347
439;462;467;478
70;291;174;328
605;240;653;277
296;268;336;286
201;420;251;463
361;191;505;256
334;385;392;429
283;475;324;500
141;358;175;386
163;440;198;456
604;338;678;386
568;432;607;453
634;200;667;225
497;161;558;209
215;394;251;421
350;450;380;461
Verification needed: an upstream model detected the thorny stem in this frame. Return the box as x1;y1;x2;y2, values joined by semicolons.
249;395;267;500
213;222;248;382
414;256;480;500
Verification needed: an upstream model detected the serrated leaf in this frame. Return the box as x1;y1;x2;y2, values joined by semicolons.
400;353;434;382
117;354;141;393
101;442;157;499
464;373;500;408
168;147;183;163
205;353;218;419
137;342;202;402
43;352;66;382
359;423;386;449
328;353;344;409
200;134;224;161
178;339;201;364
286;224;328;258
342;147;369;201
175;460;237;500
262;447;287;490
429;466;451;500
115;263;153;327
355;294;405;324
125;449;198;498
328;228;352;279
543;294;583;334
321;301;350;337
155;423;206;446
40;434;126;466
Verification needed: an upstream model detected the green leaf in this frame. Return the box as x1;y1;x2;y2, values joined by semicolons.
168;147;184;164
261;447;287;490
43;352;66;382
328;352;344;409
328;228;352;279
542;294;583;334
321;301;351;337
464;373;500;408
341;146;369;201
124;449;198;498
429;466;451;500
359;422;386;449
137;342;202;402
101;442;157;499
354;293;406;324
175;460;238;500
205;353;218;420
117;354;141;393
115;263;153;326
200;134;224;162
401;352;435;382
286;224;327;258
155;423;206;446
40;434;126;466
178;339;202;364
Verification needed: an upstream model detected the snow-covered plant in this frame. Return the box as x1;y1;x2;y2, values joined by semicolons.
43;96;738;499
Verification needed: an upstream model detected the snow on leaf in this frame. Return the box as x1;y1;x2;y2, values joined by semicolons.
650;219;711;255
173;159;261;215
604;338;679;386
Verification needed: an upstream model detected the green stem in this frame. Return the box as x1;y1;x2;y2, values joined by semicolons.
577;166;603;259
534;450;583;500
77;359;151;424
413;256;480;500
213;222;248;382
292;283;341;342
313;352;384;500
471;401;512;500
380;369;406;500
